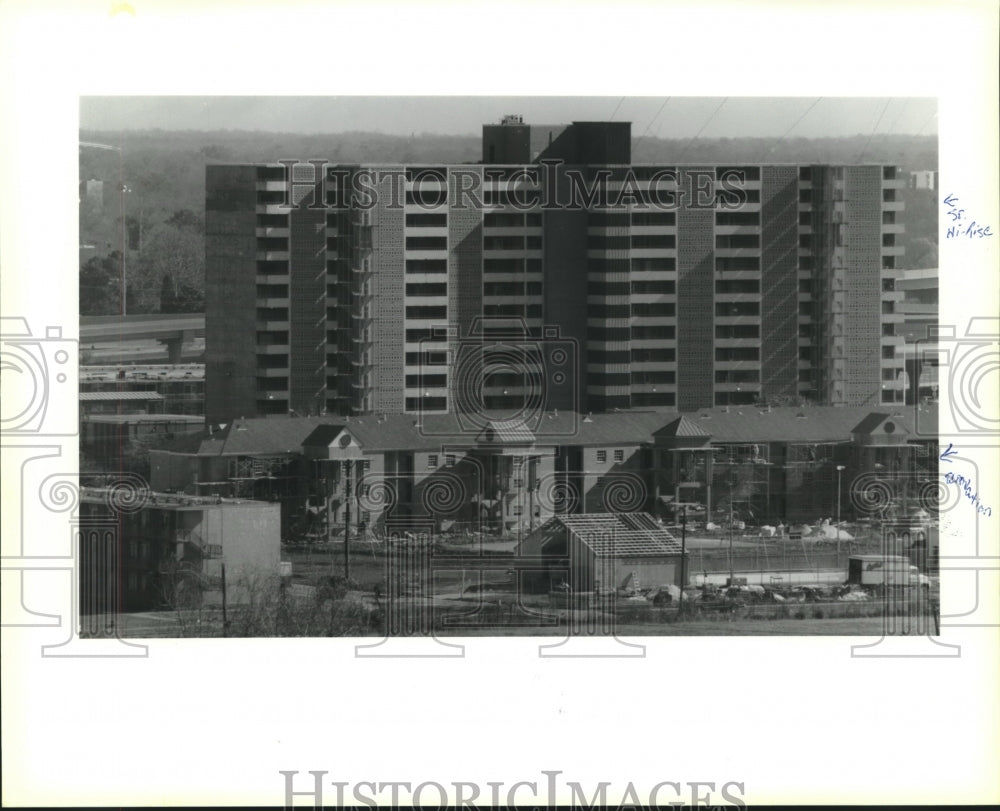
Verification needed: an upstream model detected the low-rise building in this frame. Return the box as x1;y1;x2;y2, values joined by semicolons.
78;487;281;614
517;512;685;593
149;405;938;534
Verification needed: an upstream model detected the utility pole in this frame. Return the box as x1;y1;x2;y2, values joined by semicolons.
221;561;228;637
728;473;737;588
678;504;687;612
343;460;352;581
836;465;846;562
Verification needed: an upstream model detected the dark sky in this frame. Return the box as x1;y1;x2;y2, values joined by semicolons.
80;96;938;138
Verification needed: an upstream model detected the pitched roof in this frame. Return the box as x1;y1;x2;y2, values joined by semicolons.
687;406;908;444
154;404;939;457
850;411;911;435
476;419;536;444
555;512;682;557
301;424;348;447
79;390;163;401
655;415;712;439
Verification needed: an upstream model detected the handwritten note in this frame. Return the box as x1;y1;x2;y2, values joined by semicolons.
940;444;993;517
943;194;993;239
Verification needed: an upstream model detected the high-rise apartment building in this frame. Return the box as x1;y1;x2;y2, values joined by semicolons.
205;118;906;424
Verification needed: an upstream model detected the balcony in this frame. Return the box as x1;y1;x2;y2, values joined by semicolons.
256;251;290;262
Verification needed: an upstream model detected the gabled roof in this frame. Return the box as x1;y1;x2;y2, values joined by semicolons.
553;512;682;557
476;419;535;445
654;415;712;439
851;412;911;436
301;424;348;448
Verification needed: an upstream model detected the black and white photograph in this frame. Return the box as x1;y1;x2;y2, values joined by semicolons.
76;95;945;639
2;1;998;808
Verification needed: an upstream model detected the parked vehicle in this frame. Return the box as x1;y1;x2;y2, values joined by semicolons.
847;554;930;589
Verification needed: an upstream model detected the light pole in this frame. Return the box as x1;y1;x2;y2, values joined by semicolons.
678;503;687;611
728;475;736;588
835;465;846;525
835;465;846;560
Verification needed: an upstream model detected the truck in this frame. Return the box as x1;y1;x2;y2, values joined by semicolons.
847;555;930;590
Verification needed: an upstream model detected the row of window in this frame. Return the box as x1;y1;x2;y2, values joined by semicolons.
590;348;678;363
595;449;626;463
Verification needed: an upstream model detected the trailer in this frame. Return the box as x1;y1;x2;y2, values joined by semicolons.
847;555;929;589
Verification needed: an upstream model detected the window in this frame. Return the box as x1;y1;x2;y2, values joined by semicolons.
882;323;895;336
406;236;447;250
406;259;447;274
588;234;631;250
716;211;760;226
405;305;447;319
715;347;759;362
631;280;676;295
405;373;447;387
405;190;447;206
631;234;675;250
882;301;895;314
445;454;456;467
631;325;676;340
631;211;675;227
715;324;759;339
590;211;630;227
484;258;523;273
632;257;676;272
716;279;759;295
526;235;543;250
882;346;896;359
406;282;448;296
484;236;524;251
632;302;676;317
483;212;523;228
613;449;624;462
406;213;447;227
716;256;759;272
882;278;896;292
427;455;439;469
715;301;759;317
596;450;607;463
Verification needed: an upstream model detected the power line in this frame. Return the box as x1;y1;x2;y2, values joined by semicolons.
759;97;823;161
608;97;625;121
632;97;671;160
857;98;891;162
677;97;729;162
